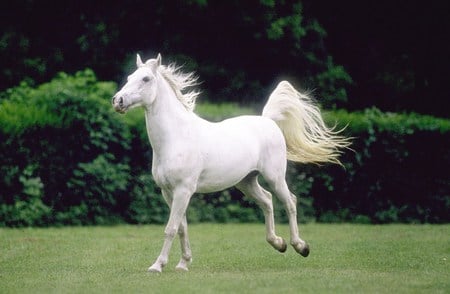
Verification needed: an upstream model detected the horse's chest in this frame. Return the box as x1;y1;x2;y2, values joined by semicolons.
151;153;200;189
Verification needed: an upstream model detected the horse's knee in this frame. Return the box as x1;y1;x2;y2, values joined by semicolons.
256;199;272;213
290;193;297;205
286;203;297;215
164;226;178;239
177;225;186;236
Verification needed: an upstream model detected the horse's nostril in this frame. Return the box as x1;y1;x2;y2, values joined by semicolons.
112;96;124;107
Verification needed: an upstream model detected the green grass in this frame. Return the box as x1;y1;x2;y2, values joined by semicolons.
1;224;449;293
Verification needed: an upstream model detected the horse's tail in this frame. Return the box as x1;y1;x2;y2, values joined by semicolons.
262;81;351;165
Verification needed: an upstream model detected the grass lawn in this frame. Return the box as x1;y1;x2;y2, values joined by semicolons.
1;223;448;293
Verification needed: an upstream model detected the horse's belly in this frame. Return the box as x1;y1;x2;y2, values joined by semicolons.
195;171;254;193
196;158;257;193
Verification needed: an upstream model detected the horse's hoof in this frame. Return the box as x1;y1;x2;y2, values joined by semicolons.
293;242;310;257
299;243;310;257
175;257;192;272
278;238;288;253
148;265;162;273
300;243;310;257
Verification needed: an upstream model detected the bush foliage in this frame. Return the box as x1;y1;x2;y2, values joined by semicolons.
318;109;449;223
0;71;448;226
0;70;131;225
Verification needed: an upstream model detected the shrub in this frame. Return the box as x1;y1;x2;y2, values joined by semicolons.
0;164;51;226
1;72;448;226
313;108;450;223
66;154;130;225
126;174;168;224
0;70;132;226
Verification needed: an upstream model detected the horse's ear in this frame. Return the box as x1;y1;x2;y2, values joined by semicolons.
136;54;144;67
156;53;162;67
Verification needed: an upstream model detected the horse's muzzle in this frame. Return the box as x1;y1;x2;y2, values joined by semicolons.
112;95;126;113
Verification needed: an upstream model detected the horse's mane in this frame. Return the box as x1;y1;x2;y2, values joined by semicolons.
158;64;200;112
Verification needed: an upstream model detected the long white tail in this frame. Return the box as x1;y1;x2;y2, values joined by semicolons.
262;81;351;165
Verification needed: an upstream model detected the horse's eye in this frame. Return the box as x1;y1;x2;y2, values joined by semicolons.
143;76;151;82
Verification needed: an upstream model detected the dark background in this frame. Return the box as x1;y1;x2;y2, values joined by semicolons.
1;0;449;116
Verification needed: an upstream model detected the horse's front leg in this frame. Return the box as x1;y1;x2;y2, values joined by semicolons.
158;190;192;271
174;215;192;271
148;187;193;273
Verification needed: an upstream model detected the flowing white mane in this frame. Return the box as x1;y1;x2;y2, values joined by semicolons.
157;63;200;112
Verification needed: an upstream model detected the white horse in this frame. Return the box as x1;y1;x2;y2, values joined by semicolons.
112;54;350;273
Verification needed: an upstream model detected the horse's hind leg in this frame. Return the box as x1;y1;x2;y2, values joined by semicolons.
236;174;287;252
264;176;310;257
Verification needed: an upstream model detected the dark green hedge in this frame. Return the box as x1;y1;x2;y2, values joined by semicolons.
0;71;449;226
317;109;450;223
0;70;132;226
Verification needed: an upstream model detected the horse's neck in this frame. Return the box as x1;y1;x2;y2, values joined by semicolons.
144;75;195;156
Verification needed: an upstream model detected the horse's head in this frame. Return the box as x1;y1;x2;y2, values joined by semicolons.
112;54;161;113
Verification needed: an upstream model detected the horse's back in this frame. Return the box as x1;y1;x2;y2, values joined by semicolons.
207;115;285;152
